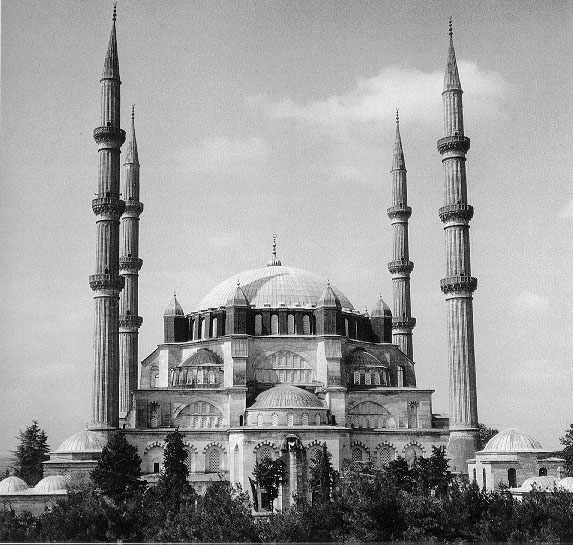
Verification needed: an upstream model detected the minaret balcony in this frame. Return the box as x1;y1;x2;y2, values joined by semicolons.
89;273;124;292
439;204;474;223
92;197;125;218
93;126;126;147
120;256;143;273
388;260;414;275
391;316;416;330
440;275;477;294
387;205;412;221
437;135;470;154
123;200;144;215
119;314;143;328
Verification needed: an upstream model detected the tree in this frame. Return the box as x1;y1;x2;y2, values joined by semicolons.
252;457;285;510
91;430;144;503
478;423;499;450
12;421;50;485
560;423;573;476
309;443;337;503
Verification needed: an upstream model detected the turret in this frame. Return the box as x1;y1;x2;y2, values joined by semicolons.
89;6;125;431
316;283;341;335
164;293;188;342
438;20;479;474
119;106;144;423
370;295;392;343
387;111;416;359
225;281;249;335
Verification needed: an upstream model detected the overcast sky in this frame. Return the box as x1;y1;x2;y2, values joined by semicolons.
1;0;572;456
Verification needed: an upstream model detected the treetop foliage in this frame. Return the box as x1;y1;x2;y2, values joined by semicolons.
12;420;50;486
560;423;573;477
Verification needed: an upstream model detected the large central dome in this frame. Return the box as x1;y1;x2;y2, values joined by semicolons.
196;265;354;311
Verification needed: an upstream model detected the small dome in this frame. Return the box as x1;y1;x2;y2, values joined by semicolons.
250;384;324;410
371;296;392;318
317;284;341;308
346;348;388;367
558;477;573;492
164;294;185;316
180;348;222;367
33;475;68;494
0;476;29;495
55;429;106;453
482;428;544;453
516;476;557;492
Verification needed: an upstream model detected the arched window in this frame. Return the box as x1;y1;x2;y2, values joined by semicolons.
352;447;364;471
206;447;221;473
408;402;419;428
233;445;240;481
257;446;273;463
288;314;295;335
397;366;404;387
404;444;423;467
186;449;195;474
482;468;487;490
287;413;294;426
365;372;371;385
315;413;321;425
201;318;207;339
208;370;215;384
539;467;547;477
345;319;349;337
150;403;160;428
271;413;278;427
257;413;264;426
354;371;360;384
197;369;204;384
473;468;477;482
211;317;218;338
378;446;395;467
150;365;159;388
302;413;309;426
255;315;263;335
303;315;311;335
374;372;381;386
271;314;279;335
508;468;517;487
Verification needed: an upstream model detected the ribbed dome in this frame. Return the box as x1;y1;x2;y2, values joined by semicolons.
483;428;544;453
515;476;557;492
346;348;387;367
33;475;68;494
250;384;324;410
0;476;29;494
55;429;106;453
180;349;222;367
558;477;573;492
196;266;353;311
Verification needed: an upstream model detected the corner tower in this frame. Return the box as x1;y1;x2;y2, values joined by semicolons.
119;106;144;423
387;112;415;359
89;6;125;430
438;20;479;473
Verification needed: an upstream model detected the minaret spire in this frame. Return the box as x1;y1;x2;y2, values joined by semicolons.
89;9;126;430
437;21;479;474
119;105;144;423
387;112;415;360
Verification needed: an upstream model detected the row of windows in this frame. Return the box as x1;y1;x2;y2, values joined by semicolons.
248;412;323;426
254;314;314;336
351;444;422;469
473;467;548;489
255;369;315;383
169;367;222;387
346;415;396;429
350;369;390;386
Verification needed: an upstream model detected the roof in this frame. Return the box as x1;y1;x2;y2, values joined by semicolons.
346;348;387;368
196;266;353;311
0;476;29;495
558;477;573;492
371;296;392;318
180;349;223;367
33;475;68;494
317;284;341;308
164;294;185;316
55;429;106;454
511;476;557;493
249;384;325;410
482;428;546;453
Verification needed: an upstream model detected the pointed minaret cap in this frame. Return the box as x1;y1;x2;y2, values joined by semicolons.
125;105;139;164
371;294;392;318
164;293;184;316
317;282;341;308
392;109;405;171
444;17;461;92
266;234;282;266
226;280;250;307
102;4;120;80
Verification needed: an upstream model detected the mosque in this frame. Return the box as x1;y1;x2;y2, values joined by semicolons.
7;10;562;511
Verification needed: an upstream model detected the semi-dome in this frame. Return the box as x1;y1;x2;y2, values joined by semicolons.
0;476;29;494
346;348;388;367
514;475;557;492
55;429;106;454
196;266;354;311
558;477;573;492
180;348;223;367
33;475;68;494
250;384;325;410
482;428;544;453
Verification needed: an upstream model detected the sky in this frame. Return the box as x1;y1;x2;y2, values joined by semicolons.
0;0;572;457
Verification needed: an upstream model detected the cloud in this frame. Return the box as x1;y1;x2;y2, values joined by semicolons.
260;61;510;130
177;136;269;177
514;290;550;313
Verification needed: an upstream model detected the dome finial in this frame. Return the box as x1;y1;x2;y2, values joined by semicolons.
266;234;282;266
113;3;117;23
131;104;135;121
396;109;399;124
449;16;453;37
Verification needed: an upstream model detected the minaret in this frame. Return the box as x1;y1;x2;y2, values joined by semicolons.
387;111;415;359
119;106;144;423
438;20;479;473
89;6;125;431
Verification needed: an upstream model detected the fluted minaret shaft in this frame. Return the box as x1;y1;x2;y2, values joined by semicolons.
387;114;415;359
89;10;125;430
119;107;143;421
438;23;479;474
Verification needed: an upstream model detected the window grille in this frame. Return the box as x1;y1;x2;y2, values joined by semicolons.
258;446;273;462
287;413;294;426
272;413;278;426
257;413;264;426
302;413;309;425
208;448;221;472
303;315;311;335
378;447;394;466
288;314;295;334
255;315;263;335
374;372;380;385
208;370;215;384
